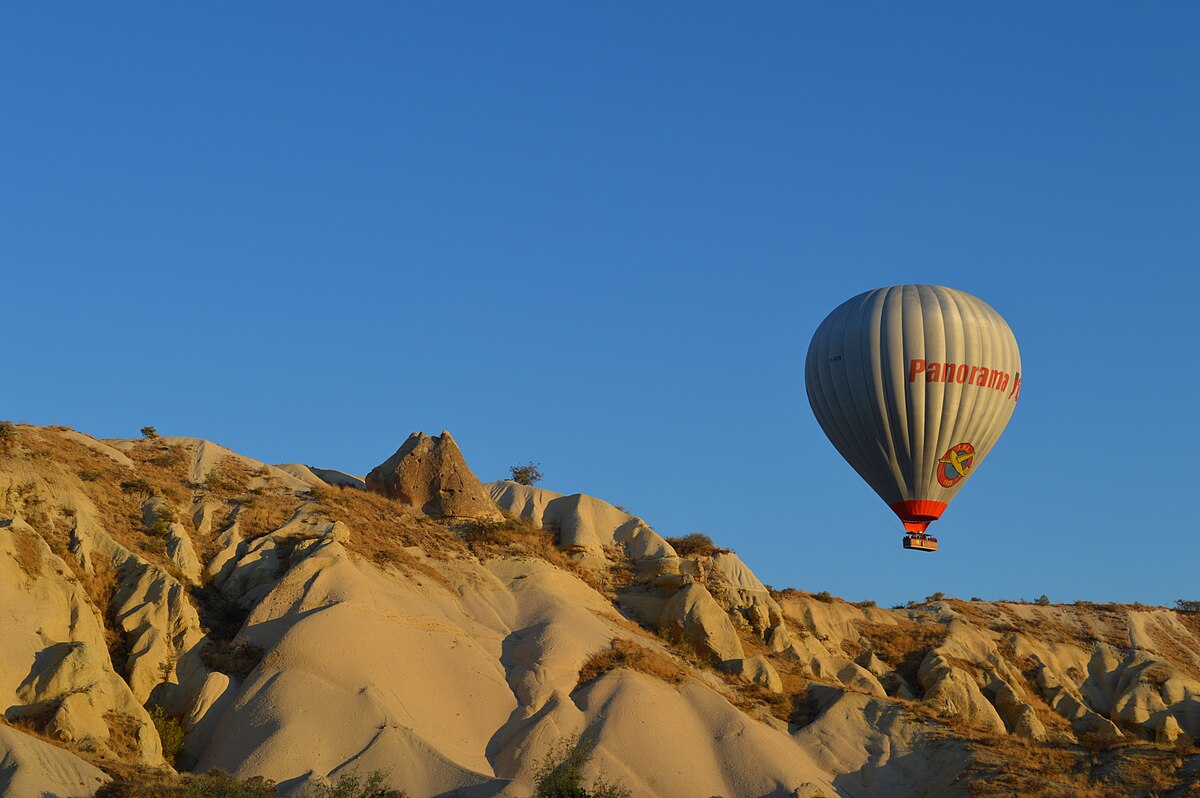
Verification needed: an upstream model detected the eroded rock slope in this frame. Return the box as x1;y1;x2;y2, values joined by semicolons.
0;424;1196;797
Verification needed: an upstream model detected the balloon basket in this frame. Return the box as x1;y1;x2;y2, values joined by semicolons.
902;534;939;553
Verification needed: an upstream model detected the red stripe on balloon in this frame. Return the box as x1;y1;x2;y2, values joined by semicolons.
889;500;948;533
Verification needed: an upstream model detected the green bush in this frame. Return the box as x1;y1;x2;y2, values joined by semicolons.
0;420;15;451
665;533;727;557
182;772;276;798
299;771;406;798
79;468;101;482
141;426;159;439
121;478;152;495
150;706;186;767
508;461;544;486
533;735;631;798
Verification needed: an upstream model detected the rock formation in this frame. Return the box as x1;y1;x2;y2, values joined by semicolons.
366;431;500;519
0;423;1196;797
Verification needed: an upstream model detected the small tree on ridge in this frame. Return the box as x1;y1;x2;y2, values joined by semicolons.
509;461;544;486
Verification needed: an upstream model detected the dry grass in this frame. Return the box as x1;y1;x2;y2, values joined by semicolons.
855;619;948;690
1146;621;1200;682
231;492;301;540
460;516;569;564
963;737;1108;797
10;527;44;575
198;455;255;497
81;553;124;662
961;734;1198;798
990;641;1076;738
94;766;187;798
96;769;281;798
577;639;685;686
949;599;1136;652
102;712;144;762
456;515;615;596
316;484;465;560
1177;611;1200;641
16;430;186;570
3;702;58;740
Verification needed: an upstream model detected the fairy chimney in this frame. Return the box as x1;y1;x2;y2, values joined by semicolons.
365;431;501;520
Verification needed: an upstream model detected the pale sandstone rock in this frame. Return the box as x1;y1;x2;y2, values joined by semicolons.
658;582;745;663
1155;713;1183;744
984;672;1048;741
918;652;1007;734
109;436;312;492
857;651;917;699
705;551;784;635
0;724;108;798
734;653;784;693
487;481;674;561
275;464;366;490
0;517;165;765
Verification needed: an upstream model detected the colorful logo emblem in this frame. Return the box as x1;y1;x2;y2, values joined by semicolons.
937;442;975;488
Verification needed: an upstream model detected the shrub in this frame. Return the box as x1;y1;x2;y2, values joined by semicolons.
533;735;631;798
788;687;824;728
204;472;230;492
1034;594;1051;606
925;592;946;603
147;504;177;537
121;478;153;495
508;461;544;486
813;591;835;603
183;772;278;798
1176;599;1200;613
79;468;101;482
1078;729;1121;753
299;771;405;798
150;706;186;767
97;769;279;797
0;420;15;451
141;426;159;439
153;446;188;467
460;517;529;547
664;533;727;557
854;600;876;609
199;639;265;679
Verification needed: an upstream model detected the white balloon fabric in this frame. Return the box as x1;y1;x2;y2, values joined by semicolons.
805;285;1022;535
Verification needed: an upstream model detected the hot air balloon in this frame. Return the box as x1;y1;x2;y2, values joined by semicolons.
805;285;1021;552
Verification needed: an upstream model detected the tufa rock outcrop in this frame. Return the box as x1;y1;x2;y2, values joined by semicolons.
366;431;501;519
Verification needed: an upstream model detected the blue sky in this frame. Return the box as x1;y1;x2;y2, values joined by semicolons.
4;4;1197;607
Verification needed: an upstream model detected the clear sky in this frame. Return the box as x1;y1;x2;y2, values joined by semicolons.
4;4;1197;608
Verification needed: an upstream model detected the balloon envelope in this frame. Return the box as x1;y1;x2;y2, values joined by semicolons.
805;285;1021;534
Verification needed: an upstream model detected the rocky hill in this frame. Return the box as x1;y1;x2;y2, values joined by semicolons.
0;423;1197;797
